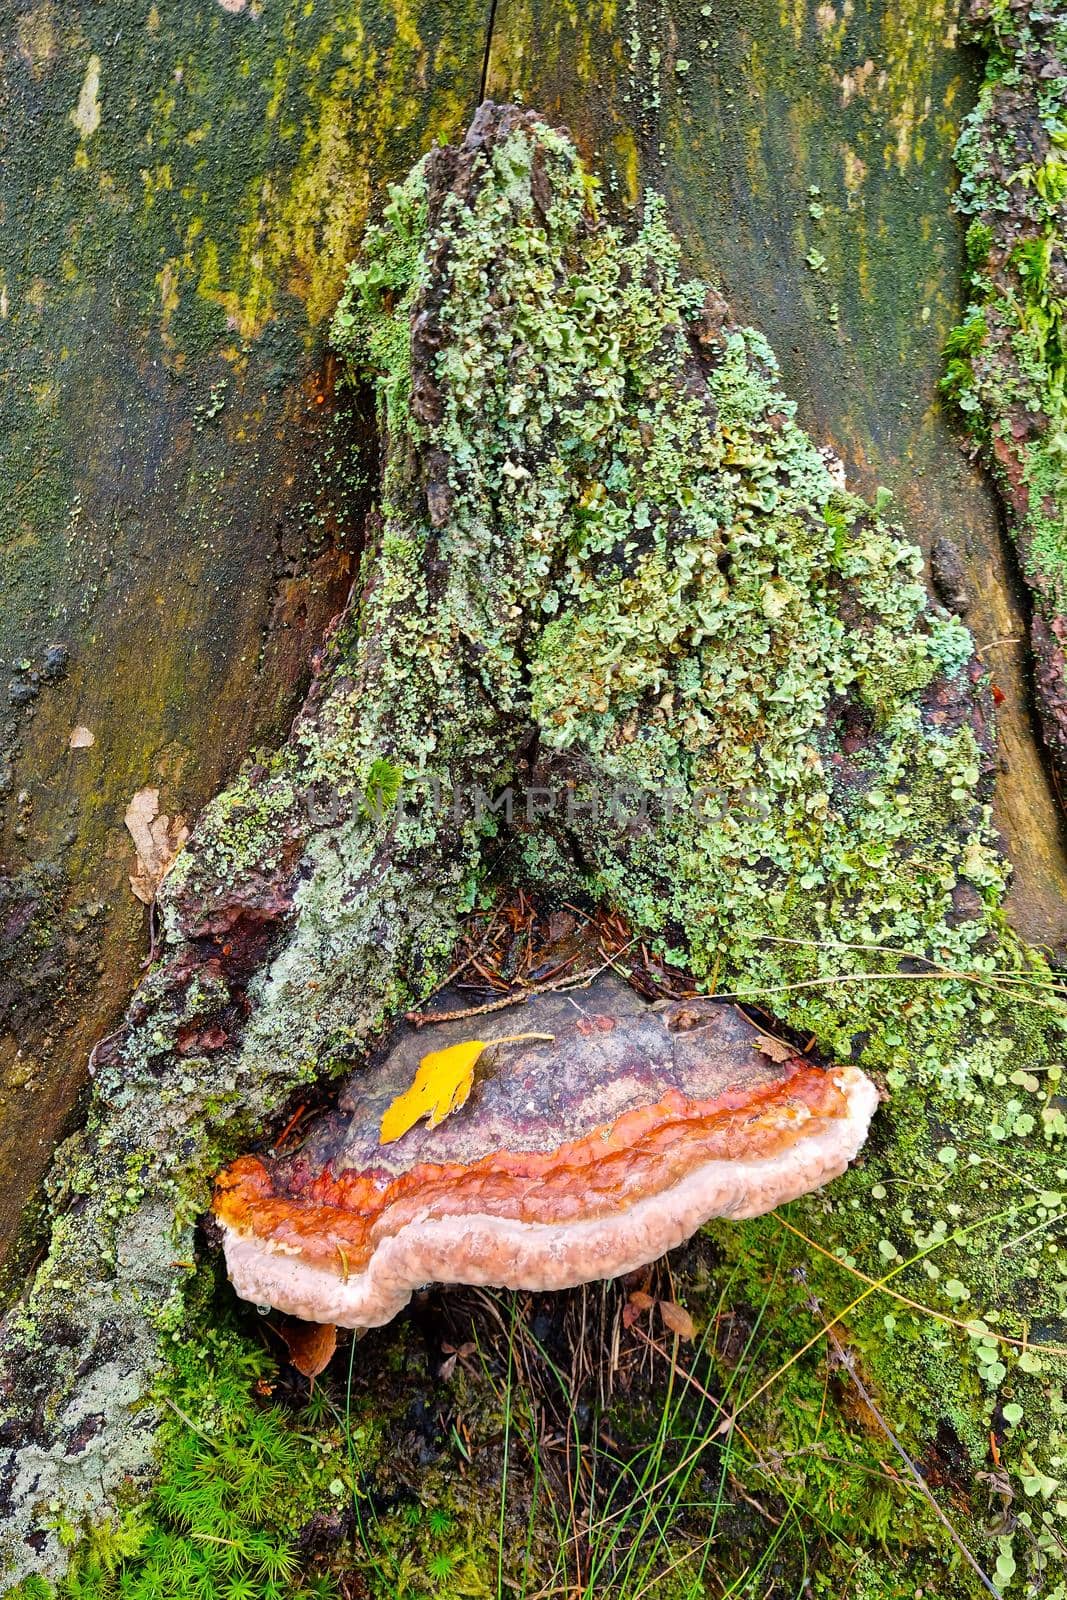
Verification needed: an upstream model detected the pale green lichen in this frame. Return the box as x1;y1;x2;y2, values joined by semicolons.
332;114;1028;1060
328;107;1067;1595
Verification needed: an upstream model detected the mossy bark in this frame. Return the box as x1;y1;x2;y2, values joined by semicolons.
1;100;1064;1599
0;0;489;1276
483;0;1067;946
945;0;1067;798
3;0;1065;1289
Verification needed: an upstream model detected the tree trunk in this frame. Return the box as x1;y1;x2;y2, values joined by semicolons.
1;4;1064;1597
0;0;489;1274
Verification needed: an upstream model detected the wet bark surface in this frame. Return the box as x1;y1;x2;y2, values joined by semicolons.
0;0;489;1272
949;0;1067;799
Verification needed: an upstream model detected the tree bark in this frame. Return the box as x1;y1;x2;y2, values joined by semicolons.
0;4;1065;1597
0;0;489;1275
3;0;1065;1282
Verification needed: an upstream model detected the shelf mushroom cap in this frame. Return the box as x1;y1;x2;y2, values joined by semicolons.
214;977;878;1329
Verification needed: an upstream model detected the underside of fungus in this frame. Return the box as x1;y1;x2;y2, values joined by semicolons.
214;978;878;1328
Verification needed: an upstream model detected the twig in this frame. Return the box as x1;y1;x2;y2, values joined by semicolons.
405;966;601;1027
415;907;506;1005
161;1393;215;1444
758;932;1067;985
716;1198;1058;1436
713;969;1067;1011
630;1325;724;1417
270;1102;308;1156
975;635;1022;655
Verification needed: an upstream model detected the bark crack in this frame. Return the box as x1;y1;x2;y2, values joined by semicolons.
478;0;500;105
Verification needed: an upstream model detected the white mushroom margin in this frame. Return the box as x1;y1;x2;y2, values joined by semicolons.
220;1067;879;1329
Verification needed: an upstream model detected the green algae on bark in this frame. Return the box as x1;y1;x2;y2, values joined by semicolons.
946;0;1067;795
0;0;489;1276
1;105;1064;1595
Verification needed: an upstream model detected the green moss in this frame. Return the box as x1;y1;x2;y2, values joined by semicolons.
698;980;1067;1595
947;2;1067;624
10;1268;359;1600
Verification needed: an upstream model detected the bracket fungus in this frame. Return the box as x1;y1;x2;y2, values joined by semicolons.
214;977;877;1328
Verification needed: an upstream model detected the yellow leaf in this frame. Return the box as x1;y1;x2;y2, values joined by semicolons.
378;1033;553;1146
379;1040;485;1145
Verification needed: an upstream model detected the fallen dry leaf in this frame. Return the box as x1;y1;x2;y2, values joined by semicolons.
276;1316;337;1378
753;1034;796;1065
438;1338;478;1380
659;1301;696;1341
623;1289;656;1329
667;1005;711;1034
379;1032;552;1145
125;787;189;904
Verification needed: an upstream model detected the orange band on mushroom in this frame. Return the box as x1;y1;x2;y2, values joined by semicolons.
214;1062;846;1277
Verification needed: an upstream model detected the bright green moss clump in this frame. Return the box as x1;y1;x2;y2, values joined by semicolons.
945;0;1067;781
10;1272;358;1600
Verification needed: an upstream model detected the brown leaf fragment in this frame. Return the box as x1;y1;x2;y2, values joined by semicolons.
545;911;577;942
666;1005;710;1033
125;786;189;904
623;1289;656;1328
577;1013;616;1035
659;1301;696;1341
276;1315;337;1377
753;1034;796;1065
